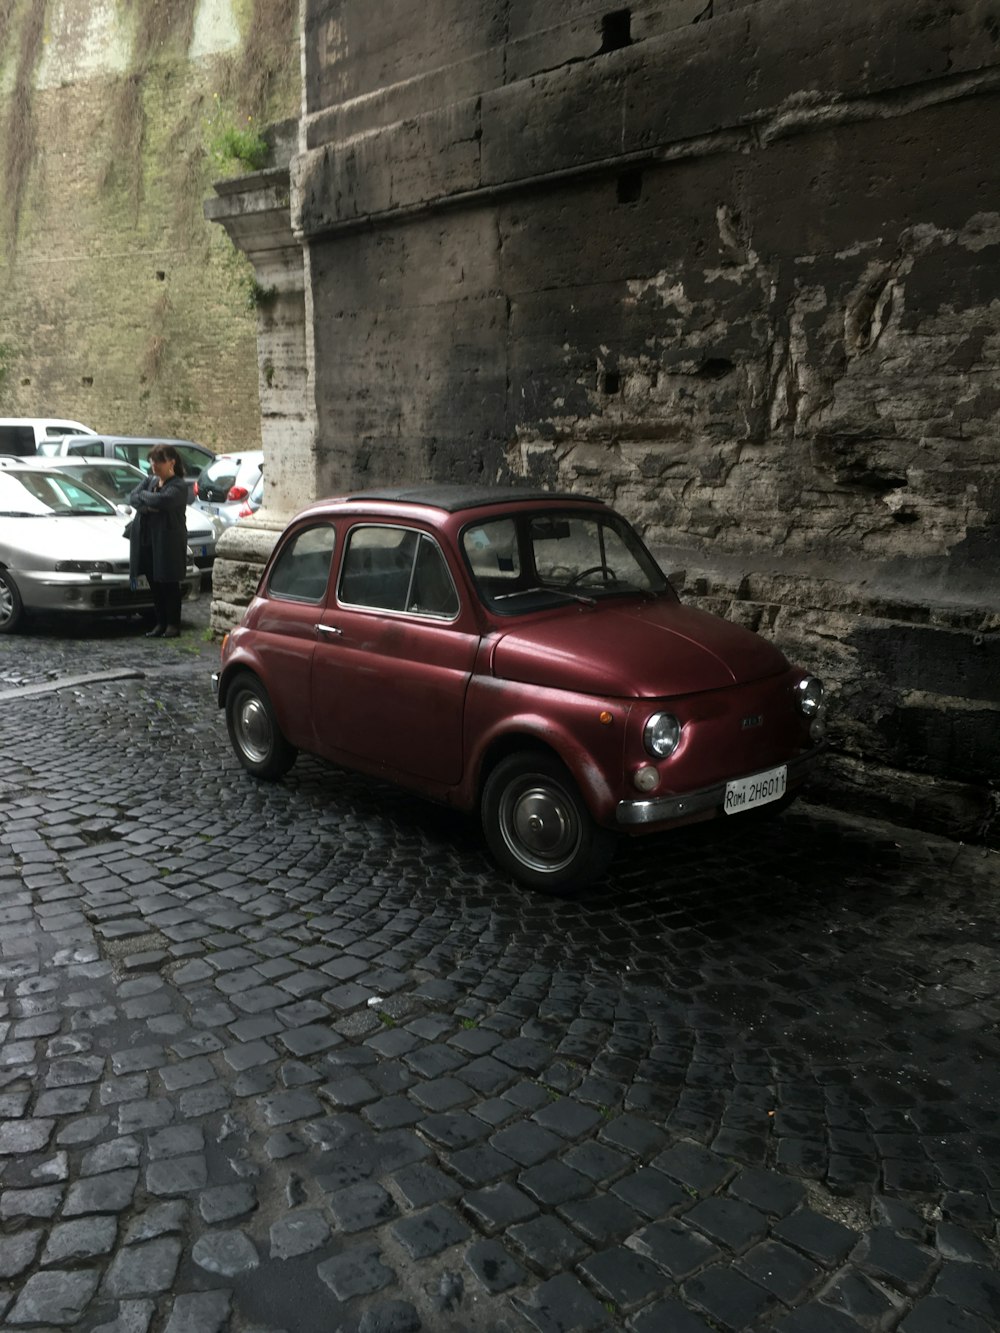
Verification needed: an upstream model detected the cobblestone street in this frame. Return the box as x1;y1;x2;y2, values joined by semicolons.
1;596;999;1333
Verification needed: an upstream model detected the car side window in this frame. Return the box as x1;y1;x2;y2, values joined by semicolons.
338;526;459;618
179;446;210;473
114;445;146;472
68;440;103;457
0;426;33;453
268;524;336;602
409;534;460;617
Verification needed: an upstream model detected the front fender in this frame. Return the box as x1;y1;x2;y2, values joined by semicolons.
461;677;629;825
216;629;316;753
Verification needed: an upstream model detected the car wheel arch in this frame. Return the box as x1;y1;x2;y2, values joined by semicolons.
479;746;617;893
473;725;612;823
0;567;25;633
477;733;564;799
224;668;297;780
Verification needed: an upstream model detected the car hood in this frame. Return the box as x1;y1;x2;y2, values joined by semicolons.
2;514;131;562
489;597;790;698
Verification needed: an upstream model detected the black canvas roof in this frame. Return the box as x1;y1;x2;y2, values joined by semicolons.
347;485;602;514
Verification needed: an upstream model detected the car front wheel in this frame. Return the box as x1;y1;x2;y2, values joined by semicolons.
481;751;616;894
225;672;297;780
0;570;24;634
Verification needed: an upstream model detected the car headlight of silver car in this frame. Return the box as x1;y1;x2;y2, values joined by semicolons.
55;560;115;574
643;712;682;758
795;676;824;716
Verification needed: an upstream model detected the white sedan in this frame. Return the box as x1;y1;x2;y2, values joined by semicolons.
39;456;217;571
0;459;198;633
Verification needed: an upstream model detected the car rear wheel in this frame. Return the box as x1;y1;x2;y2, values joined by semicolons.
481;751;616;894
0;570;24;634
225;672;297;780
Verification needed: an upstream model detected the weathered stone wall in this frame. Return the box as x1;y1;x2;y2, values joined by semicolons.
270;0;999;842
0;0;298;453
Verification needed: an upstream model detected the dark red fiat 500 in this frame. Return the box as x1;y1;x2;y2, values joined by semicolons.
214;487;825;892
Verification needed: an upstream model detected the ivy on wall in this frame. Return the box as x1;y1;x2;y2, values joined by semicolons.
1;0;48;250
0;340;16;407
230;0;297;120
1;0;297;249
0;0;298;436
102;0;199;212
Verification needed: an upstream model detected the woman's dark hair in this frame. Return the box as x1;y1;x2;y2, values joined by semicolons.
149;444;185;478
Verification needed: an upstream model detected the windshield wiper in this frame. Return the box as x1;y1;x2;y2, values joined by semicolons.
0;511;42;518
491;585;596;607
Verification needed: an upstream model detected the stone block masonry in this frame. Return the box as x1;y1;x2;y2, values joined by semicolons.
213;1;1000;841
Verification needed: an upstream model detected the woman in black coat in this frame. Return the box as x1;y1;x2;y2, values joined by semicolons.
128;444;189;638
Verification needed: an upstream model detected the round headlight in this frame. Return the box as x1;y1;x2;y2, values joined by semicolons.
795;677;824;717
643;712;681;758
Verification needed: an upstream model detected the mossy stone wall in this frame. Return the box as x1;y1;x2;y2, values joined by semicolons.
0;0;298;449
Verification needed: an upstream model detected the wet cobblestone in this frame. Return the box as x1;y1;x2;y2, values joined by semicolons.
0;601;999;1330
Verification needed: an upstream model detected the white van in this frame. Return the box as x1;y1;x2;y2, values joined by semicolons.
0;417;97;457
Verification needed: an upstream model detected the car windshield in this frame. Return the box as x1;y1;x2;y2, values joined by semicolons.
0;469;116;516
462;508;671;614
66;464;141;504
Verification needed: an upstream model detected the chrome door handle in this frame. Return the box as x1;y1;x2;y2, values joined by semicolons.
315;624;342;637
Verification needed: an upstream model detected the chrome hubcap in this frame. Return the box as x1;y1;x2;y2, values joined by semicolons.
236;693;272;764
502;780;581;872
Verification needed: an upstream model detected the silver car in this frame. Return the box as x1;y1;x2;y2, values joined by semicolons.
193;450;264;530
39;434;216;506
40;456;217;571
0;459;198;633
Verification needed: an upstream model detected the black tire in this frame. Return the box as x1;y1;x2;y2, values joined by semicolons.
225;671;297;780
481;750;616;894
0;570;24;634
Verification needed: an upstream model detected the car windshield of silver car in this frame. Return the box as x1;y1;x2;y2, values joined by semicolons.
0;470;116;517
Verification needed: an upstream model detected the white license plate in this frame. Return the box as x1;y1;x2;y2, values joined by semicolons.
723;764;787;815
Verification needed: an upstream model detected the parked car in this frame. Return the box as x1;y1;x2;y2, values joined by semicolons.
236;471;264;520
39;456;217;571
0;458;198;633
0;418;97;457
41;435;215;504
214;486;826;893
194;451;264;529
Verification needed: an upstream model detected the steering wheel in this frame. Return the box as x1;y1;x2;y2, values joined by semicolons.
569;565;618;587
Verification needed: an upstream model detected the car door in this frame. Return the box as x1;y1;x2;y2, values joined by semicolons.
250;522;338;749
310;522;479;787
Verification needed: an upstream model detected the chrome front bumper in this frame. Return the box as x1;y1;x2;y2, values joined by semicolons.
615;746;826;828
